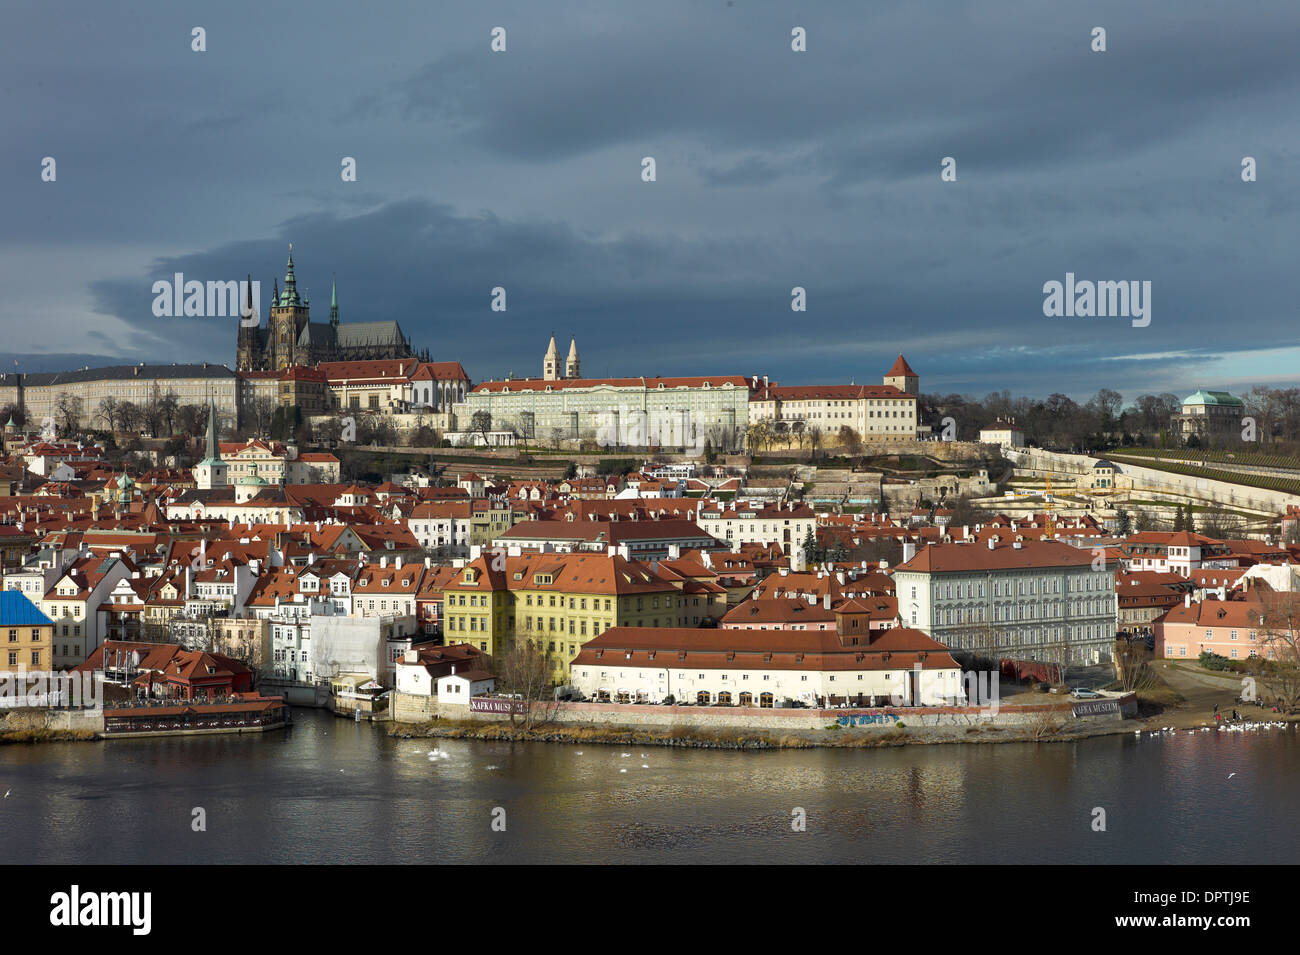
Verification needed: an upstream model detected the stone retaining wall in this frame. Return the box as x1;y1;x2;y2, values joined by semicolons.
1010;449;1300;513
393;693;1135;731
0;707;105;735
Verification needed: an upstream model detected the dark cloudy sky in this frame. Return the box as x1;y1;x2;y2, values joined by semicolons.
3;0;1297;402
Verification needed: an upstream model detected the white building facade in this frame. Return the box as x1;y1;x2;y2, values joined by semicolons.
893;539;1117;665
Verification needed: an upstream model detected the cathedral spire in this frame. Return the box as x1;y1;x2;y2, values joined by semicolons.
330;274;339;327
280;244;300;306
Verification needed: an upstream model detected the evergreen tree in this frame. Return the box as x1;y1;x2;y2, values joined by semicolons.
800;529;821;566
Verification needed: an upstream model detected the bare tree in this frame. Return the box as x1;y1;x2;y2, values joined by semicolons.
493;634;561;730
1112;638;1159;692
158;391;180;434
141;382;164;436
54;392;82;434
241;396;276;435
808;425;823;459
175;403;208;438
1027;707;1067;740
519;411;536;448
119;401;142;433
470;410;493;448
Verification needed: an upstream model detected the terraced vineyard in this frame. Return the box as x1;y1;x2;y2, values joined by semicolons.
1107;451;1300;496
1112;447;1300;472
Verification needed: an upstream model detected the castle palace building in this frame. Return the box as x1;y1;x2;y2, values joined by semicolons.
236;247;417;371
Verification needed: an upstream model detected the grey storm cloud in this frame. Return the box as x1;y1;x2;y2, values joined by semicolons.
3;0;1299;401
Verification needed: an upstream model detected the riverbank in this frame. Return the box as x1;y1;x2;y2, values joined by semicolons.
388;716;1140;750
0;728;98;745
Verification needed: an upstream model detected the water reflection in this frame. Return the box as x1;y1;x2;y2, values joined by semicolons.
2;709;1297;864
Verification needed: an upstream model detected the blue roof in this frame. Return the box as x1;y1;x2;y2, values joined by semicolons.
0;590;55;627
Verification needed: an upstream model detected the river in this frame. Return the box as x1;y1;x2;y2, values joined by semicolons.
3;709;1295;864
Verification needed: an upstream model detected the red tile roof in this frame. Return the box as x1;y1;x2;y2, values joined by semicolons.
886;354;917;378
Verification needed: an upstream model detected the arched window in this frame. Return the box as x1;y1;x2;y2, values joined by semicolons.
717;691;732;706
696;690;711;705
738;691;753;707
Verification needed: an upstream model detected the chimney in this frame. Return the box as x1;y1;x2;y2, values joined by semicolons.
988;538;995;550
395;556;402;569
404;649;417;663
823;593;831;610
451;664;456;676
380;555;388;568
1184;593;1191;607
902;541;916;564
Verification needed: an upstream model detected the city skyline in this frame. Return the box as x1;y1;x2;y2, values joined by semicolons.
5;0;1299;400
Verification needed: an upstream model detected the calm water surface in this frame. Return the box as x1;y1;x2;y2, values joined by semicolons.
3;709;1295;864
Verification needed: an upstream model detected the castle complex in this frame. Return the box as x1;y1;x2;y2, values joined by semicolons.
236;247;417;371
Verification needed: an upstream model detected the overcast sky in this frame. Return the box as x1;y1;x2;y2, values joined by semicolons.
3;0;1297;402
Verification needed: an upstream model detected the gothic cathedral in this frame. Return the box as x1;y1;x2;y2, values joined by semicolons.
236;246;420;370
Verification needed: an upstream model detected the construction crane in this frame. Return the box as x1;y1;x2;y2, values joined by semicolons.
1044;472;1055;539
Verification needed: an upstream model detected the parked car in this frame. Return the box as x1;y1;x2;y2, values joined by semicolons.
1070;687;1103;700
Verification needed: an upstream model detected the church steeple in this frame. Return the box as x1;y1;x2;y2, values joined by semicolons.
280;244;300;307
330;275;339;327
194;398;228;491
565;337;581;379
204;398;220;462
543;334;561;380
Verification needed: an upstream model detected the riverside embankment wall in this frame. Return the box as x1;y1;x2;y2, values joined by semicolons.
392;693;1135;730
0;707;104;735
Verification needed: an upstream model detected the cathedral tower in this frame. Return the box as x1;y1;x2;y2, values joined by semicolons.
235;274;262;371
269;245;310;369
